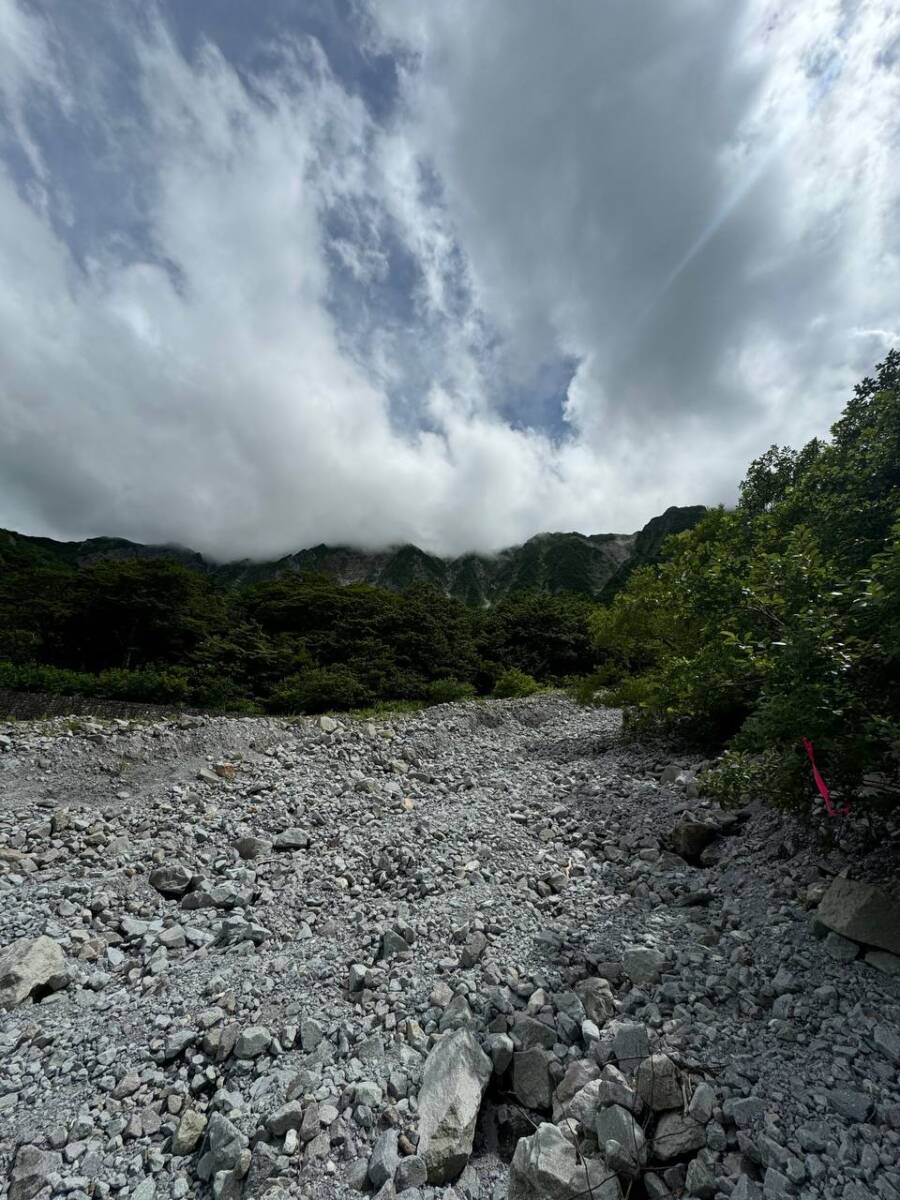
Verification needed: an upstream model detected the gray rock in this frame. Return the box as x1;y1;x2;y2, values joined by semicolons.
459;930;488;967
172;1108;207;1155
9;1145;62;1200
274;827;310;851
574;977;616;1024
197;1113;248;1181
865;948;900;976
149;861;193;897
873;1023;900;1064
652;1111;706;1162
368;1130;400;1188
596;1064;640;1113
685;1153;717;1199
266;1101;304;1136
594;1104;646;1170
827;1089;873;1122
234;1025;271;1059
816;876;900;954
487;1032;514;1075
512;1013;556;1051
622;945;667;986
635;1053;682;1111
611;1021;649;1072
233;835;272;860
395;1156;428;1192
688;1082;716;1124
822;931;859;962
508;1122;622;1200
513;1048;554;1109
417;1028;491;1184
668;820;718;863
723;1096;765;1129
0;935;69;1009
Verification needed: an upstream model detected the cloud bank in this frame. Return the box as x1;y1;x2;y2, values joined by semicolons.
0;0;898;558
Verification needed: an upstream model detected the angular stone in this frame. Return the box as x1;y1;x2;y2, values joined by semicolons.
172;1109;206;1155
459;930;488;967
622;946;667;986
233;836;272;860
822;931;859;962
274;827;310;851
596;1064;640;1113
417;1028;491;1184
652;1111;706;1162
395;1154;427;1192
197;1113;248;1181
873;1023;900;1064
816;877;900;954
612;1021;649;1072
512;1013;557;1051
368;1129;399;1188
555;1078;599;1129
685;1153;717;1199
553;1060;600;1119
0;936;69;1009
574;977;616;1024
865;948;900;976
827;1089;872;1122
266;1101;304;1136
635;1053;682;1111
668;820;718;863
723;1096;765;1129
9;1145;62;1200
234;1025;271;1059
688;1082;716;1125
149;862;193;898
595;1104;646;1169
508;1122;622;1200
513;1048;554;1110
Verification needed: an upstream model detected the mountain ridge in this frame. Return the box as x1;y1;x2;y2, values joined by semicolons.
0;505;706;604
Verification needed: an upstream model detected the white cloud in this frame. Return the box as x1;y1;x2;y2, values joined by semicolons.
0;0;898;559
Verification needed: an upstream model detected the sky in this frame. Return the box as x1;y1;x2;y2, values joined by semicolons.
0;0;898;561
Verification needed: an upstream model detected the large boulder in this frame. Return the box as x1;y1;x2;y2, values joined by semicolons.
574;976;616;1024
149;861;193;898
667;820;718;864
635;1053;683;1111
508;1122;622;1200
0;936;69;1009
816;877;900;954
9;1145;62;1200
417;1028;491;1184
651;1111;706;1162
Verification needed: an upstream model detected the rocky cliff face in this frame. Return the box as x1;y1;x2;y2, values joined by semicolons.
0;505;706;603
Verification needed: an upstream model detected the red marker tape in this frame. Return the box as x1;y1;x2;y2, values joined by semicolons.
803;738;851;817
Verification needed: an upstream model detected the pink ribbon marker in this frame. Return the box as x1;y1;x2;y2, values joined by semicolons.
803;738;851;817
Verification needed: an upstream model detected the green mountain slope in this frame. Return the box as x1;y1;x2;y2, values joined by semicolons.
0;505;705;604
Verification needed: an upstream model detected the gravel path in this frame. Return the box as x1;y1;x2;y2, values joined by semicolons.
1;696;898;1200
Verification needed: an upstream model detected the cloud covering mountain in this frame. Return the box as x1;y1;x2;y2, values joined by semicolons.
0;0;898;558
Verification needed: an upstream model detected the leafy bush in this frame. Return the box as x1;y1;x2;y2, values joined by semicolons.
493;669;541;699
585;350;900;815
423;678;476;704
266;667;373;714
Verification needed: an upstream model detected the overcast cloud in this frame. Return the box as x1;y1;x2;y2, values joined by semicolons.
0;0;898;559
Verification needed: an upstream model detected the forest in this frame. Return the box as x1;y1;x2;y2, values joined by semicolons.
0;542;596;713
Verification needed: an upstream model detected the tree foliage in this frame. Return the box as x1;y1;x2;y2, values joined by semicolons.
0;545;598;713
584;350;900;814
